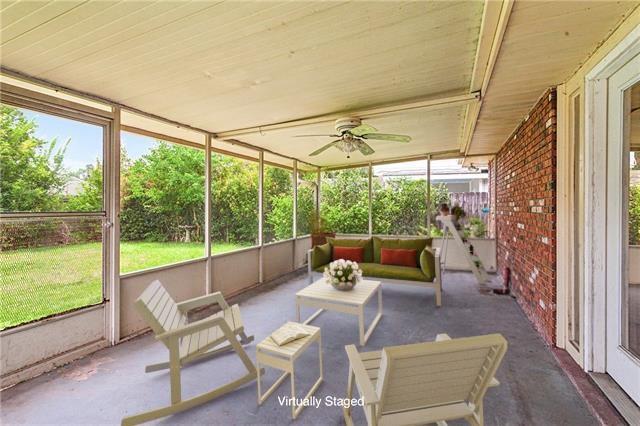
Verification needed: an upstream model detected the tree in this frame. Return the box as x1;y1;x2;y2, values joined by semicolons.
66;162;103;211
629;184;640;245
122;143;205;242
317;169;451;236
296;171;316;235
264;166;293;241
0;105;68;212
320;168;370;234
373;178;425;234
210;154;258;244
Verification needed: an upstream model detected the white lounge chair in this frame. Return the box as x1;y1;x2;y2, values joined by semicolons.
122;280;257;426
344;333;507;426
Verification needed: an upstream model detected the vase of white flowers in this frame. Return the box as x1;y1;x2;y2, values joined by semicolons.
324;259;362;291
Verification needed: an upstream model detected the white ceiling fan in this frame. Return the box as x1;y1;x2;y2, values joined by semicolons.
296;117;411;158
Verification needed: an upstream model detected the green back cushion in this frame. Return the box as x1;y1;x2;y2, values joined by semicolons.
419;247;436;281
326;237;373;262
311;243;332;269
373;236;432;265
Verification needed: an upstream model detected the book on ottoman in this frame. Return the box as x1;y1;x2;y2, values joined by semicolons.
270;322;311;346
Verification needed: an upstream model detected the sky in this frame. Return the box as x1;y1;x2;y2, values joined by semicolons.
21;108;154;172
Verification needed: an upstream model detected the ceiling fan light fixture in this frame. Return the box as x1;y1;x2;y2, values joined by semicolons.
303;117;412;158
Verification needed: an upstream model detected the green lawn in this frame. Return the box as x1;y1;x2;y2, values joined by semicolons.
0;241;248;330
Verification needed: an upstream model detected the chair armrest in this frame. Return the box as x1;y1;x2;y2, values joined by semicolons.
176;292;229;312
345;345;380;405
435;333;451;342
156;315;230;342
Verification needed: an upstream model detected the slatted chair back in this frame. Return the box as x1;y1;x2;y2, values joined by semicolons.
375;334;507;416
135;280;187;337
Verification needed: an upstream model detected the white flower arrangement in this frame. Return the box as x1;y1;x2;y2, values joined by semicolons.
323;259;362;291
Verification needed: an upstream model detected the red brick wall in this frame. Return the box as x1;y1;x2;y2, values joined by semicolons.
492;88;557;345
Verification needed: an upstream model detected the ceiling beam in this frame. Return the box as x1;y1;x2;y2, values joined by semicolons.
320;150;497;172
460;0;514;157
216;91;480;139
219;137;318;169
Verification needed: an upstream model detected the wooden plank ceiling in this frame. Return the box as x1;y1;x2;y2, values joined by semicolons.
0;1;637;167
468;0;638;155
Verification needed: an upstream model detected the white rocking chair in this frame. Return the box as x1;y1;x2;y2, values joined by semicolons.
122;280;257;425
344;333;507;426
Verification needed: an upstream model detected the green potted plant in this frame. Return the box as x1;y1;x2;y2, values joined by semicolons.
310;213;335;247
467;217;486;238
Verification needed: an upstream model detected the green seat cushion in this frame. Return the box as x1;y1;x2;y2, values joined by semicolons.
327;237;373;262
314;261;433;282
419;247;436;281
372;237;432;265
311;243;332;270
313;264;329;273
359;263;429;282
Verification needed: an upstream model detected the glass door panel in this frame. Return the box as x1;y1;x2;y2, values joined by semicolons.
606;53;640;404
624;82;640;358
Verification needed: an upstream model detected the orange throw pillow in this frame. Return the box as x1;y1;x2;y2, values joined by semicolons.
380;248;417;268
333;246;365;263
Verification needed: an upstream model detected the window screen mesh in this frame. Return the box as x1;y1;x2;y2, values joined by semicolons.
0;216;103;329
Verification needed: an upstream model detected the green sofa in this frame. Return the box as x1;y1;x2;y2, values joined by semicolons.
307;236;442;306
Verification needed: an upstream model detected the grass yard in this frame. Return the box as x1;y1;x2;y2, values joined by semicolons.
0;241;249;330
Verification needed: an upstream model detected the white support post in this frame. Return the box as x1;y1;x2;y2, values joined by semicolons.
293;160;298;269
368;162;373;236
426;155;432;234
316;167;321;218
205;134;212;294
258;151;264;283
108;106;121;345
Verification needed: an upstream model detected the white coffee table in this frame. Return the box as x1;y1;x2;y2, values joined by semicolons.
296;279;382;346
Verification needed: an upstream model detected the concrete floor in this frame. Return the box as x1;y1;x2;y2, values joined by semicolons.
1;272;596;425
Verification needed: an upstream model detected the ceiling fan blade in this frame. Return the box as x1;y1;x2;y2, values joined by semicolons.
309;139;341;156
295;134;340;138
358;142;375;156
350;124;378;136
362;133;411;143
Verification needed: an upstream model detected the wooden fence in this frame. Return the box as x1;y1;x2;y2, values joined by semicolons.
448;192;489;224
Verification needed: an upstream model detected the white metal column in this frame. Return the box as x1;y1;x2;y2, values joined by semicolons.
368;162;373;236
316;167;321;217
258;151;264;283
292;160;298;269
426;155;432;234
205;134;212;294
108;106;121;345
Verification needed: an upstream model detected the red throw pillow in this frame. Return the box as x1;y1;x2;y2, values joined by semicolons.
333;246;365;263
380;248;417;268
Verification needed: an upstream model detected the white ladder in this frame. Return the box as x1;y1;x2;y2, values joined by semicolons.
436;215;489;285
